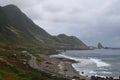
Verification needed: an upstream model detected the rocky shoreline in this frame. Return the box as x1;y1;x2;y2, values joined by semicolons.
38;54;80;78
29;53;120;80
34;53;90;80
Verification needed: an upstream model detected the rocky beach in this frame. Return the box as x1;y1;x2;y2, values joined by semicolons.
37;54;81;78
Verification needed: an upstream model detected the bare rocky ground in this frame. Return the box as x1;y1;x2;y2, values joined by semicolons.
38;54;81;78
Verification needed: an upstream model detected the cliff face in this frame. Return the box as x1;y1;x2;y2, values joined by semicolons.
0;4;87;49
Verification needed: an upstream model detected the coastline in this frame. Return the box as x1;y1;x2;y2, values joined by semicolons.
37;54;87;79
28;50;120;80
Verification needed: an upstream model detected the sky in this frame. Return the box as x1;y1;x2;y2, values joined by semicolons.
0;0;120;47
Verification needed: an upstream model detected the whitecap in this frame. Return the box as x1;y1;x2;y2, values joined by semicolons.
50;54;111;77
89;58;111;67
100;71;112;74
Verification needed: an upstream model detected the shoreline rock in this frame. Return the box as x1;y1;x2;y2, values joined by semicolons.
38;54;81;78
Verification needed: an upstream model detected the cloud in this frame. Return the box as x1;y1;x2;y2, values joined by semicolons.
0;0;120;47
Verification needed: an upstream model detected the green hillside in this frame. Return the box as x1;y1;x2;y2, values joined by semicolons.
0;4;87;49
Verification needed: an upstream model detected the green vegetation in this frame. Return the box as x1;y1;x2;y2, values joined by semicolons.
0;4;87;80
0;5;88;50
0;48;69;80
34;54;45;65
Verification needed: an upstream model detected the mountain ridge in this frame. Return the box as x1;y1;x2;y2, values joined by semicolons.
0;4;87;49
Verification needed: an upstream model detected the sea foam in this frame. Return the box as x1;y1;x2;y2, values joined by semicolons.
50;54;111;77
51;54;110;67
89;58;111;67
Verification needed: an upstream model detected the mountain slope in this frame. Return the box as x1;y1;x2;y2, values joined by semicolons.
57;34;86;46
0;6;40;47
0;4;87;49
55;34;87;49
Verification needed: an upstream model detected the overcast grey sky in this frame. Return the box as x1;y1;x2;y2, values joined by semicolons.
0;0;120;47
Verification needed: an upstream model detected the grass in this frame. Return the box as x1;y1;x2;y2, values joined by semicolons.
34;54;45;65
0;59;67;80
0;49;69;80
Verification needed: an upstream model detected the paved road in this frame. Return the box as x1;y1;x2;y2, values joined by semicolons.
28;53;89;80
28;53;66;78
28;53;40;69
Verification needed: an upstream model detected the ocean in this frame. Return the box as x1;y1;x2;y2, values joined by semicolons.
51;49;120;77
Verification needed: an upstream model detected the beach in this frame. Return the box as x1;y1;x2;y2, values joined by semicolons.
37;54;83;79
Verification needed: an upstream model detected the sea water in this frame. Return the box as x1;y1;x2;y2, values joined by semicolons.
51;49;120;77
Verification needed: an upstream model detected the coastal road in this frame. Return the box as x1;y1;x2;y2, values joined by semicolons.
28;53;66;78
28;53;51;73
28;53;89;80
28;53;40;69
